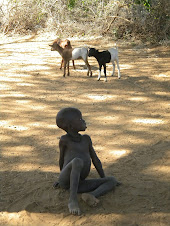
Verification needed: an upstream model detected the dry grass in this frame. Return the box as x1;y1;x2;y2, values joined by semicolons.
0;0;169;43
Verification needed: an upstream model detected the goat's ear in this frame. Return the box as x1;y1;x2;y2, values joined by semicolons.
49;44;53;47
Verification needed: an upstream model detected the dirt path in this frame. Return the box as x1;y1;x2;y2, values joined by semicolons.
0;34;170;226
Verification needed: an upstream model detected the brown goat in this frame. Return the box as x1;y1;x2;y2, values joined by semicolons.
52;38;75;70
49;42;92;77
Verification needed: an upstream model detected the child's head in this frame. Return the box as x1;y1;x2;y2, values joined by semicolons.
56;107;86;133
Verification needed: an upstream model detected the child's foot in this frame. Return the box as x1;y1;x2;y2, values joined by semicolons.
81;193;99;207
68;200;81;215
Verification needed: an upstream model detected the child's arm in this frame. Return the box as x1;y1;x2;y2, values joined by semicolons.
59;136;66;171
86;135;105;178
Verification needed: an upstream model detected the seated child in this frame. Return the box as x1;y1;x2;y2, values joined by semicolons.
55;107;120;215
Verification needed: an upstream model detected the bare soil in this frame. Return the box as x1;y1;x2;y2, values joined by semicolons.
0;34;170;226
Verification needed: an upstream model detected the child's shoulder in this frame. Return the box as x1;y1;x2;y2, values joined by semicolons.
82;134;92;143
60;134;70;142
60;134;70;144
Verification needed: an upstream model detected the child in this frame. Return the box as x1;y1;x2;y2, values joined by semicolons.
55;107;120;215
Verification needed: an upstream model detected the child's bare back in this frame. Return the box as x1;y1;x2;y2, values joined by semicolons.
54;107;120;215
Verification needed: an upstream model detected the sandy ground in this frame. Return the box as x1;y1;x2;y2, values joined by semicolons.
0;34;170;226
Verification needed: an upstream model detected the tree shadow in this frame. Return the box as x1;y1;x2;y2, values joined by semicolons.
1;38;170;224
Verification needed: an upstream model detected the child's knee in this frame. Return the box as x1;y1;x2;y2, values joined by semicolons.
72;157;84;169
107;176;118;187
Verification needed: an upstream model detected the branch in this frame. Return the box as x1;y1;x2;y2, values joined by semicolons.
108;16;132;23
102;4;127;35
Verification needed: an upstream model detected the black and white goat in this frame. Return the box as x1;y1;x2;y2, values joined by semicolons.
88;47;121;82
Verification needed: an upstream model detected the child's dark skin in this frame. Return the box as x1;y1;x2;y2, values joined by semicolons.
55;107;120;215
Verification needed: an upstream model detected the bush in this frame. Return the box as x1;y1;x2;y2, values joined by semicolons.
0;0;169;43
0;0;47;33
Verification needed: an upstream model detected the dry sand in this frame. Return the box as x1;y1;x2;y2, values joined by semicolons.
0;34;170;225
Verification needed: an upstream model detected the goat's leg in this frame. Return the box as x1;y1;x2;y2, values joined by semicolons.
84;59;92;77
116;58;121;79
63;61;67;77
97;65;102;81
60;58;64;70
67;61;70;76
104;64;107;82
111;62;115;77
72;60;76;69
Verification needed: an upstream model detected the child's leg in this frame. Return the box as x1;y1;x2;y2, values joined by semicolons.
59;157;83;215
78;177;118;206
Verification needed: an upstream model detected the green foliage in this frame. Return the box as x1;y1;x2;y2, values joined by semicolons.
67;0;76;9
134;0;151;11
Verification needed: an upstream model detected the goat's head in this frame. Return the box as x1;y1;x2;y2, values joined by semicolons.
88;48;98;57
49;41;60;51
61;39;71;48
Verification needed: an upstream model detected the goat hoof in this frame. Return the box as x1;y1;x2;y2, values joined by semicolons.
67;73;70;76
63;74;65;77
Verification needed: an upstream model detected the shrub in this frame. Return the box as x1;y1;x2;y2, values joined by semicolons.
0;0;169;43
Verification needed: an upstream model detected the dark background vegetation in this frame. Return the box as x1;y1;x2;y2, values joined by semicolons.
0;0;169;43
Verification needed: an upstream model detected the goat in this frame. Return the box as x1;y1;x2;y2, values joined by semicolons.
88;47;121;82
52;38;75;70
49;42;92;77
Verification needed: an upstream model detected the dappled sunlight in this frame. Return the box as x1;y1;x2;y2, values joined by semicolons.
156;73;169;78
1;37;170;225
143;165;170;181
132;118;165;125
86;94;116;101
0;211;168;226
109;149;132;159
0;212;22;221
0;83;12;90
116;63;133;70
90;115;119;126
1;91;26;97
2;146;34;157
28;105;47;110
155;91;170;97
14;99;30;104
128;96;150;102
0;76;23;82
154;73;170;80
0;120;29;131
16;164;57;172
74;69;88;73
21;65;51;71
17;82;35;87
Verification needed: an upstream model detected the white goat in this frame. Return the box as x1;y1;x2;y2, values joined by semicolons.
49;41;92;77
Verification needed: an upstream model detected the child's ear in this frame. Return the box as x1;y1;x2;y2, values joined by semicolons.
67;123;73;131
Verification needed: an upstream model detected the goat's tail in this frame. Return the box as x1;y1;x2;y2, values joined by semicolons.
114;43;118;49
